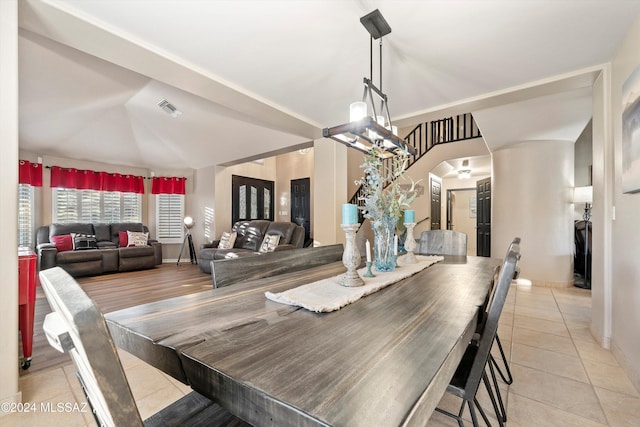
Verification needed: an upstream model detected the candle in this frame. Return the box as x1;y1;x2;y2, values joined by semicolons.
365;239;371;262
394;235;398;255
404;209;415;223
341;203;358;225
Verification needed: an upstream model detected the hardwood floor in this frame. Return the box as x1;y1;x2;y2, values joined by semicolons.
20;263;212;376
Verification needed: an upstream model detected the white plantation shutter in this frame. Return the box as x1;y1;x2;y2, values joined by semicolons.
122;193;141;222
53;188;79;223
80;190;101;223
18;184;34;247
103;191;121;223
53;189;142;224
156;194;184;243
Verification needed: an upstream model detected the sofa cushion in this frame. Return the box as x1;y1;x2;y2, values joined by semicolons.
118;245;154;258
92;223;111;243
57;249;102;264
110;223;145;247
240;220;271;251
218;231;237;250
265;222;296;245
51;234;73;252
50;223;94;240
127;231;149;247
259;234;280;253
71;233;98;250
118;231;128;247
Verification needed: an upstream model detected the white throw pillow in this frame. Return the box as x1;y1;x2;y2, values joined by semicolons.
218;231;237;250
126;231;149;247
259;234;281;253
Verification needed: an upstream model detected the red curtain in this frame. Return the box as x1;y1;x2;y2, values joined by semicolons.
18;160;43;186
151;176;186;194
50;166;145;194
101;173;145;194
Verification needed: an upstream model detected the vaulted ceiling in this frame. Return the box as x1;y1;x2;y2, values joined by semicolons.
17;0;640;170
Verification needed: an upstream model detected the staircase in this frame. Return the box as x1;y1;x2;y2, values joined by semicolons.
348;113;482;217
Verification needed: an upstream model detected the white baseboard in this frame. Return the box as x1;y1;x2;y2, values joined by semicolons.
611;340;640;395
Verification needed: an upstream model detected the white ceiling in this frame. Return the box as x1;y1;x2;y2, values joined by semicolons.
17;0;640;170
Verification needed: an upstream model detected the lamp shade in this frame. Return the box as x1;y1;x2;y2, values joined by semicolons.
573;186;593;204
349;102;367;122
183;216;195;229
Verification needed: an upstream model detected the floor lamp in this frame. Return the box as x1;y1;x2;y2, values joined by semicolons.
573;186;592;289
177;216;197;266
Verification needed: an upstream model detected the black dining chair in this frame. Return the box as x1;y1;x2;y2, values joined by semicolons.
40;267;251;427
435;241;521;427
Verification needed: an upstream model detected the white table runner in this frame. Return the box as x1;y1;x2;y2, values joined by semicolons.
265;255;444;313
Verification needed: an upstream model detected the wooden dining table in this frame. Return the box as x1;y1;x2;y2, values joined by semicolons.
105;255;499;427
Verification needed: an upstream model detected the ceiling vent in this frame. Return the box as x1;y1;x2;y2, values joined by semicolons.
158;99;182;118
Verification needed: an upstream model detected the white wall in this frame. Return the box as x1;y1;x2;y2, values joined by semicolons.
189;165;216;255
492;140;575;287
610;13;640;391
313;139;347;246
0;0;20;408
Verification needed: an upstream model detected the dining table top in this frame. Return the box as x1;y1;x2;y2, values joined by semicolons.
105;255;499;427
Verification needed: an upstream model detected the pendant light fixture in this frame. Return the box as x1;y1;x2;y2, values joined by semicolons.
322;9;415;158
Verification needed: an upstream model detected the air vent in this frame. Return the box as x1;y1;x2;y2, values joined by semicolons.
158;99;182;118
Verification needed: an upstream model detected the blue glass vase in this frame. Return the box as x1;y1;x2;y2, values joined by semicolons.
373;214;397;272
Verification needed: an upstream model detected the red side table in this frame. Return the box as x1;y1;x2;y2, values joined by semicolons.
18;247;37;370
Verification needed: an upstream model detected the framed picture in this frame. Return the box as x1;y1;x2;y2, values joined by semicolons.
622;65;640;193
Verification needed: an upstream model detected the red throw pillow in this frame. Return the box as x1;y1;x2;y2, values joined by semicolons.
51;234;73;252
118;231;128;248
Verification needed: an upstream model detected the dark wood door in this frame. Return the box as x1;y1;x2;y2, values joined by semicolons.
430;177;442;230
476;177;491;257
232;175;274;224
291;177;311;244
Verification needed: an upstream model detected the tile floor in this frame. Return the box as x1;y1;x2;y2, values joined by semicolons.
2;282;639;426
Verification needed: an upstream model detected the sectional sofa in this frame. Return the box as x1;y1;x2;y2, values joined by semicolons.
36;222;162;277
198;220;305;274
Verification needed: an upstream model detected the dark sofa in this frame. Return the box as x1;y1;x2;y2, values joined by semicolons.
36;222;162;277
198;220;305;274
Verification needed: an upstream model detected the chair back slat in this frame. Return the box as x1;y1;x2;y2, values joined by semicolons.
464;242;520;397
40;267;144;427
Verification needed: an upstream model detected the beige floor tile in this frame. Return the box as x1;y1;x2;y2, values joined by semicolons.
516;293;558;309
117;348;145;369
574;339;620;366
135;383;186;420
19;368;70;403
566;320;597;343
513;314;570;337
582;360;640;398
512;327;578;357
509;364;607;424
560;306;592;323
511;343;589;383
515;305;564;323
124;362;176;401
594;386;640;427
0;389;91;427
507;392;607;427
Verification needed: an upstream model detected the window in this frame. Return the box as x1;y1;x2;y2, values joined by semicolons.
53;188;141;223
18;184;34;247
156;194;184;243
